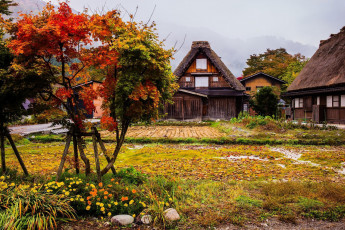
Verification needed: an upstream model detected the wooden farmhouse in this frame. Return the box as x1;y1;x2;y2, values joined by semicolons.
164;41;246;120
240;72;286;96
285;27;345;124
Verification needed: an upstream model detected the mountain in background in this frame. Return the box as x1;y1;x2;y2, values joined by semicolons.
7;0;318;77
158;23;317;76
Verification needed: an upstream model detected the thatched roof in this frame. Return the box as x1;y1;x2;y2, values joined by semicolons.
174;41;245;91
287;27;345;92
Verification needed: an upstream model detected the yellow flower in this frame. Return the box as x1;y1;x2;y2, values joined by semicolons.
124;203;128;207
125;187;128;190
108;204;111;208
169;198;173;202
114;202;118;205
70;198;74;201
86;206;91;210
100;207;105;212
132;214;136;218
100;203;104;207
108;212;112;217
65;191;70;196
80;198;84;202
129;200;134;205
166;202;169;206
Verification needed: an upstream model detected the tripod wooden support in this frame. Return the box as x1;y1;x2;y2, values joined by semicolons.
0;125;28;176
56;127;116;182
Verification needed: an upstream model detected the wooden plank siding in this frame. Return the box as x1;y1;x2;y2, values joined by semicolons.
164;92;202;120
208;97;237;119
185;54;218;74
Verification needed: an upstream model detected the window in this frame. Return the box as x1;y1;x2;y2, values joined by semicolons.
327;95;340;107
213;76;218;82
333;96;339;107
196;59;207;70
195;77;209;87
185;77;191;82
341;95;345;107
317;96;320;105
294;98;303;108
246;87;251;91
327;96;332;107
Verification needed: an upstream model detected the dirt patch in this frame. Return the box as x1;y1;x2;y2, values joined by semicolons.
103;126;226;139
217;218;345;230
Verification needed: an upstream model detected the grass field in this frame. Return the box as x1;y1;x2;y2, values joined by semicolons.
3;121;345;229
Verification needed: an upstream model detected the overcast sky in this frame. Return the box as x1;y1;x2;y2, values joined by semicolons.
42;0;345;75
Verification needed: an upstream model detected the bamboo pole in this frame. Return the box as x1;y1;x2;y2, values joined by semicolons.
56;134;72;181
5;131;28;175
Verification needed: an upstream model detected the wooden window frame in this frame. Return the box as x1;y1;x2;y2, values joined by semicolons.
341;95;345;107
185;77;191;82
212;76;218;82
299;98;303;108
333;95;339;107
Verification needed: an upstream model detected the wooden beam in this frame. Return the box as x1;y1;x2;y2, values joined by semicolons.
92;132;102;182
0;130;5;173
94;128;116;175
56;134;72;181
6;132;29;176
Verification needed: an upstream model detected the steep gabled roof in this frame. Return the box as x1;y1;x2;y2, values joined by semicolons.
174;41;245;91
287;27;345;92
240;72;286;84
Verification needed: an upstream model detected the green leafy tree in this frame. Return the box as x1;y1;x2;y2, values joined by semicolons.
242;48;307;88
249;87;278;117
281;56;308;89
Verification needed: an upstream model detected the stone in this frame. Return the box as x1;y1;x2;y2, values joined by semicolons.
103;222;111;227
163;208;180;221
111;215;134;226
141;215;152;224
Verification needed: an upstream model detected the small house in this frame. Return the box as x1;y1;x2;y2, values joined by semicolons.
240;72;286;96
285;27;345;123
164;41;246;120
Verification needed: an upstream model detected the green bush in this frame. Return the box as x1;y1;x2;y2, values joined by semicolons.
116;166;148;185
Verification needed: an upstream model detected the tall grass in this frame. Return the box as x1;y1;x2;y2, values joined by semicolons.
0;187;75;229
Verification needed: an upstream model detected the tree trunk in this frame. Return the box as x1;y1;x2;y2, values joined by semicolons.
77;136;90;175
73;135;79;174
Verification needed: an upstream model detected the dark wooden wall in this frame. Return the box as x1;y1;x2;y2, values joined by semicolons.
208;97;237;119
164;92;202;120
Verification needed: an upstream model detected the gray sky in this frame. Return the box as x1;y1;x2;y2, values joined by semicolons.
43;0;345;75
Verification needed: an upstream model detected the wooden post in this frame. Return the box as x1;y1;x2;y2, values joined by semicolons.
77;136;91;175
0;127;5;174
56;134;72;181
92;130;101;182
94;129;116;175
5;131;28;175
73;135;79;174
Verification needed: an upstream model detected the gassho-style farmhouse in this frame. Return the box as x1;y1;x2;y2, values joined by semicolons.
77;27;345;124
285;26;345;124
